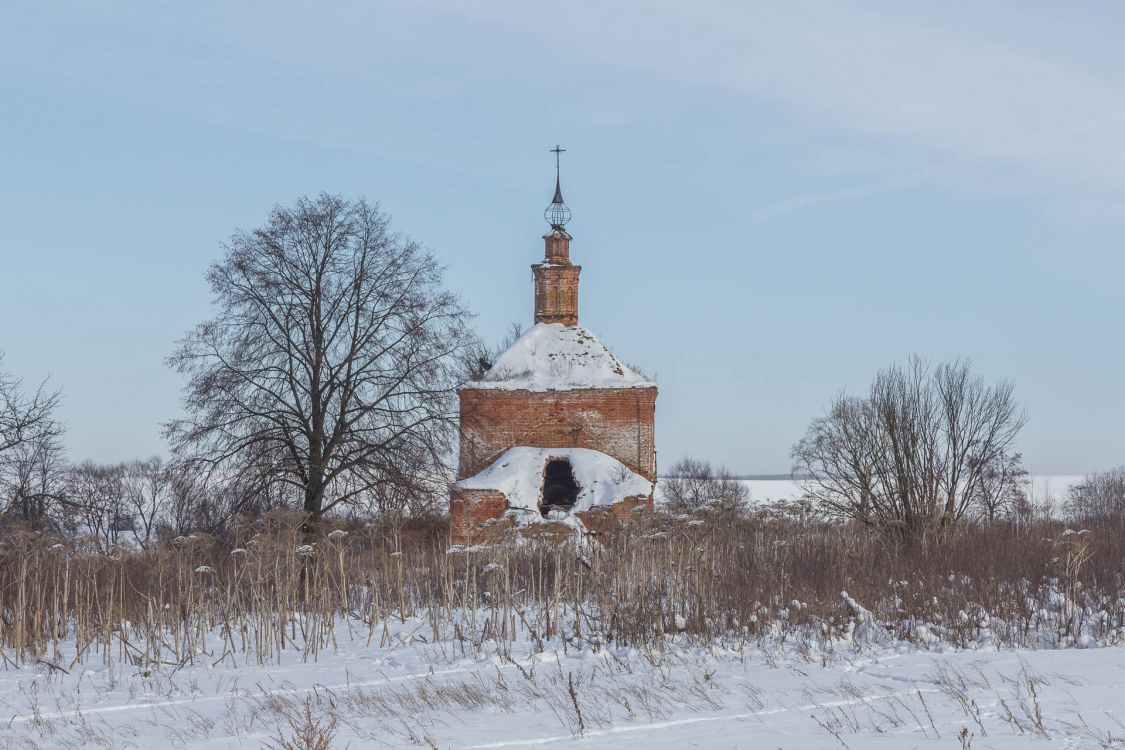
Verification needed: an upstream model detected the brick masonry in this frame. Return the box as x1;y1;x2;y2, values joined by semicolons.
532;263;581;326
451;222;658;541
449;487;651;544
449;489;508;543
543;229;571;263
458;386;657;481
533;229;580;325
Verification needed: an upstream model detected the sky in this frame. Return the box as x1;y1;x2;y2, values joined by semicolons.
1;1;1123;475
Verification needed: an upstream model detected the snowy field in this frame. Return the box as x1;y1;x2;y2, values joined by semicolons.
656;475;1089;509
2;473;1109;749
3;622;1124;749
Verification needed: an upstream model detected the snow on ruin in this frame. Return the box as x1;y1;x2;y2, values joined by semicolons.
471;323;655;391
457;446;653;513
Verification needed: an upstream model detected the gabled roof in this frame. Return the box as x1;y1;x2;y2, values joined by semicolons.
469;323;655;392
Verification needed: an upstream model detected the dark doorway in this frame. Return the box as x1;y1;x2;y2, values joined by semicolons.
541;458;579;516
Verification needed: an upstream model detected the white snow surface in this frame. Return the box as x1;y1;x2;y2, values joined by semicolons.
470;323;655;391
656;475;1088;512
458;446;653;511
6;622;1125;748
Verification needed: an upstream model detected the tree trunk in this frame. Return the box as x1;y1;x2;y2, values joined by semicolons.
303;468;325;539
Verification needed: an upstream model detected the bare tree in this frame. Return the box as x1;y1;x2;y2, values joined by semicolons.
0;354;62;458
975;451;1029;523
1065;467;1125;521
62;461;129;552
121;457;174;549
168;464;297;537
163;462;207;535
166;195;473;525
0;354;65;528
162;462;224;536
0;430;67;529
662;457;749;512
792;357;1026;542
343;438;451;517
462;321;524;382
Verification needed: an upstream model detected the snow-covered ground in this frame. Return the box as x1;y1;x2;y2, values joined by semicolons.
3;622;1124;749
657;475;1088;509
1;474;1106;748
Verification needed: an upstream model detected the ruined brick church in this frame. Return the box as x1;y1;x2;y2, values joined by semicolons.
450;149;657;540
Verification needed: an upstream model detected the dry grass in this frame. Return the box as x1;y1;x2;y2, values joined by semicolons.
2;505;1124;669
264;695;339;750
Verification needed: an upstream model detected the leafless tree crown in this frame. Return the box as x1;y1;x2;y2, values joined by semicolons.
662;457;749;513
165;194;474;522
792;357;1027;542
0;354;61;458
0;354;64;527
1065;467;1125;521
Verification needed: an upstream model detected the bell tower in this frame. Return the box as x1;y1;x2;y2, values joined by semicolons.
533;145;581;326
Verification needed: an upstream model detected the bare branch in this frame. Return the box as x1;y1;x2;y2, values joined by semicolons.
165;195;473;525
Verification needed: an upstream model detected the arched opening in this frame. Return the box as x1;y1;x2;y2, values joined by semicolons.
541;458;579;516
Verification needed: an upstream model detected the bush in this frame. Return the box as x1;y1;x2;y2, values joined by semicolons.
661;457;748;512
793;357;1026;543
1065;467;1125;521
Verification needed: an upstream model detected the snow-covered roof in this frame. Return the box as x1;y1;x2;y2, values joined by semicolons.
457;447;653;513
469;323;654;391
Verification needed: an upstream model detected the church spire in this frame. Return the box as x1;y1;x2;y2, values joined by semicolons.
544;145;572;230
533;146;580;326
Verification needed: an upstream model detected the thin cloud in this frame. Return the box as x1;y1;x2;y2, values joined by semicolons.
421;0;1125;213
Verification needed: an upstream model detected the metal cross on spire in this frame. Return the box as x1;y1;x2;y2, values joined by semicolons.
545;145;572;229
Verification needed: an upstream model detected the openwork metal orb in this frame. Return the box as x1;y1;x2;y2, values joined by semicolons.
545;145;571;229
545;199;571;229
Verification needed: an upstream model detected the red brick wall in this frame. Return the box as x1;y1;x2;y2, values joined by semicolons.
449;488;508;543
450;488;652;543
544;232;571;263
532;264;581;325
458;386;657;482
576;495;653;537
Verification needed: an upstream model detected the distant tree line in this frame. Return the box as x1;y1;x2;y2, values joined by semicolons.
0;446;456;552
1065;467;1125;521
